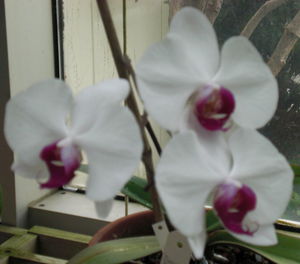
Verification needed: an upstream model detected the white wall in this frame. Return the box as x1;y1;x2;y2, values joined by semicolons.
63;0;170;178
4;0;55;226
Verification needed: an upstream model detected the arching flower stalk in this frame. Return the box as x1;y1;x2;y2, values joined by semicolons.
136;7;278;133
4;79;143;217
155;129;293;259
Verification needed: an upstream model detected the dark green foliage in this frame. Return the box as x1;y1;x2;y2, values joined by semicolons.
121;176;153;209
0;185;2;217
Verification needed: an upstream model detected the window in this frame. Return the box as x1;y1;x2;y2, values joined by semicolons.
2;0;299;231
62;1;300;226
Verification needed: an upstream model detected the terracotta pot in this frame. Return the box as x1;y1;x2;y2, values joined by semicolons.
89;210;155;246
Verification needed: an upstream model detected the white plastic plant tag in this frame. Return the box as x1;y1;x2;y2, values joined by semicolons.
160;231;192;264
152;220;170;249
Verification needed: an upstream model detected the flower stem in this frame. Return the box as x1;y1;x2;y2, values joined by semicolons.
169;0;223;24
268;9;300;76
241;0;287;38
96;0;164;222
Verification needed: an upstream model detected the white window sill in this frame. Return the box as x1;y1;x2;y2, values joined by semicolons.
28;190;147;236
28;191;300;237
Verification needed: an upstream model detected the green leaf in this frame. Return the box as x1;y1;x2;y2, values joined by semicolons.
68;236;160;264
121;176;153;209
207;229;300;264
284;165;300;220
205;209;222;232
294;177;300;186
291;164;300;178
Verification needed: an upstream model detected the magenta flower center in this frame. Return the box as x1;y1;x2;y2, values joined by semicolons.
213;181;257;235
194;87;235;131
39;140;81;188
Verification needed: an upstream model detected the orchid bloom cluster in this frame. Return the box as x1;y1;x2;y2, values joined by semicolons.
136;7;293;259
4;79;143;217
4;6;293;261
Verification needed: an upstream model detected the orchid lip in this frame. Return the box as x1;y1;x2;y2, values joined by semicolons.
39;139;81;188
213;180;257;235
194;86;235;131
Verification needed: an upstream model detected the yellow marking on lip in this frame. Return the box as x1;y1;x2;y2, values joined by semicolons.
51;160;64;166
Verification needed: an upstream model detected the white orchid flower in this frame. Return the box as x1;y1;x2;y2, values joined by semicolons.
4;79;143;216
136;7;277;132
156;128;293;259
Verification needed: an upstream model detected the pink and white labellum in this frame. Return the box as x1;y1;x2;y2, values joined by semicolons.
4;78;143;218
137;7;278;133
40;139;81;188
194;86;235;131
213;181;257;235
155;129;293;259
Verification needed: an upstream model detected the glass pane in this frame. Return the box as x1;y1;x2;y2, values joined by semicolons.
214;0;300;222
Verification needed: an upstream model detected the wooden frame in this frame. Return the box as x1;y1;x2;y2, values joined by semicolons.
1;0;58;227
52;0;65;79
0;0;17;227
0;225;91;263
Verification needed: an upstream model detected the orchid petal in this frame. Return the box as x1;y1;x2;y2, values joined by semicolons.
214;37;278;128
12;160;48;181
71;79;129;135
136;7;220;132
137;36;203;132
232;224;277;246
170;7;219;78
228;128;293;245
4;79;71;177
60;142;81;176
183;113;232;174
75;105;142;204
188;233;207;259
94;199;114;218
156;131;225;258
